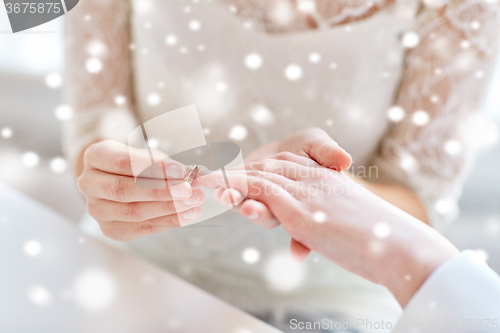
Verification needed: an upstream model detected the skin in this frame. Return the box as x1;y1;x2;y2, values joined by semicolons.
75;128;352;241
197;154;459;308
76;128;428;244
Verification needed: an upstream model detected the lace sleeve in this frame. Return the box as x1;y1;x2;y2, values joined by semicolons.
370;0;500;230
63;0;138;167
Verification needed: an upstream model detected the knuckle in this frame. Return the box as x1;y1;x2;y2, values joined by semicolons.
152;188;168;201
138;219;168;234
76;175;87;193
100;222;135;241
83;142;99;164
86;200;99;218
100;223;119;239
109;177;126;201
112;152;131;174
162;201;175;214
122;202;142;221
275;151;294;160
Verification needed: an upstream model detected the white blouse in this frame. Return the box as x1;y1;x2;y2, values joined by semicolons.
395;250;500;332
64;0;500;329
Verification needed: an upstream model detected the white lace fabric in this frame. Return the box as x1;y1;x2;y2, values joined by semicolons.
64;0;500;230
63;0;138;164
371;0;500;229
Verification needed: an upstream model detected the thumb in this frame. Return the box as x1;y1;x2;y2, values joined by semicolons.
305;136;352;172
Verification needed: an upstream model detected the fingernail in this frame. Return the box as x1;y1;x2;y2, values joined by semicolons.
167;165;184;179
182;209;200;220
183;192;201;206
170;183;189;199
247;213;260;220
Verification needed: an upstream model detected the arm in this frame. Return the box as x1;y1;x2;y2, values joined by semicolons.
65;1;203;239
64;0;138;176
367;0;500;229
200;155;500;318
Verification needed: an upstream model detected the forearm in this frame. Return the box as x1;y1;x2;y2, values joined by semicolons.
348;173;429;225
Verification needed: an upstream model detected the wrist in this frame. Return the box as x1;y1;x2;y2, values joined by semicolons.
377;216;459;308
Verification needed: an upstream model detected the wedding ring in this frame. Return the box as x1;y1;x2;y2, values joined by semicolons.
184;165;201;184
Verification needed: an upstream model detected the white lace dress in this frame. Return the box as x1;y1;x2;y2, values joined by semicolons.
64;0;500;330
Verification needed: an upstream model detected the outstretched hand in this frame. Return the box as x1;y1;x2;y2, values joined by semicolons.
197;153;459;308
235;128;352;260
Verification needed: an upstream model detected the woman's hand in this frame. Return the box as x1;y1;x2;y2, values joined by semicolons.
238;128;352;229
198;153;459;308
76;140;205;241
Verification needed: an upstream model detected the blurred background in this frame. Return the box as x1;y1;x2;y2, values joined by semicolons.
0;5;499;274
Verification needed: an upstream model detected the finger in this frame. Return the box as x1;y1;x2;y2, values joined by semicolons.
238;199;280;229
211;173;305;230
85;140;187;179
99;207;201;241
298;128;352;172
245;157;314;181
88;189;205;222
79;169;192;202
268;151;320;167
290;238;312;262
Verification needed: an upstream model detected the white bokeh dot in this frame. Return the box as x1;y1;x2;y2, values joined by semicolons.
74;269;117;311
50;157;68;174
435;198;455;215
189;20;201;31
471;21;481;30
298;0;316;12
242;248;260;264
249;105;275;126
264;252;305;292
308;52;321;63
401;32;420;48
134;0;153;13
45;73;63;88
284;64;303;81
147;138;159;149
228;125;248;141
147;93;161;106
22;152;40;168
86;58;103;74
412;110;429;126
24;240;42;256
165;34;178;46
114;95;126;106
373;223;391;238
215;81;227;92
85;40;107;57
444;140;462;155
329;62;338;69
387;106;405;122
55;105;73;121
400;153;417;173
461;40;471;49
312;211;326;223
1;127;13;139
27;285;52;307
244;53;263;70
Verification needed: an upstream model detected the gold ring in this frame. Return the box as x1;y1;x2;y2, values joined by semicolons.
184;165;201;184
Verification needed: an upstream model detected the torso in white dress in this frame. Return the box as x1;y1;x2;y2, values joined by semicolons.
63;0;500;331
